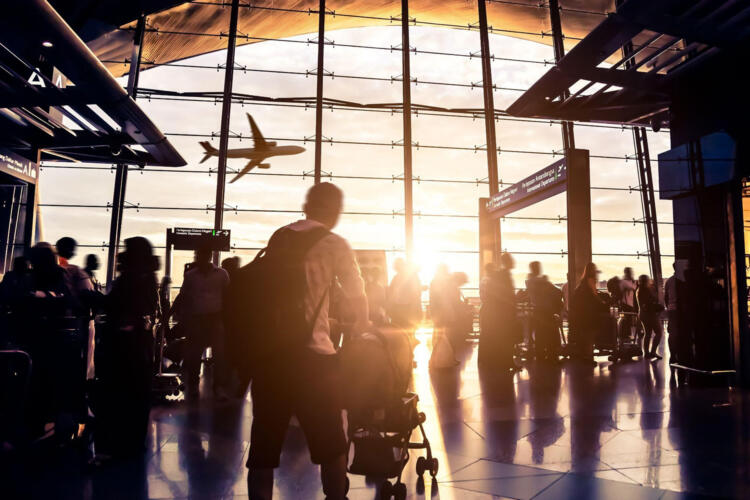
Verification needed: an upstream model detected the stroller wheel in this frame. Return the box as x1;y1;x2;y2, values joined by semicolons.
393;482;407;500
416;456;427;476
380;480;392;499
429;457;439;477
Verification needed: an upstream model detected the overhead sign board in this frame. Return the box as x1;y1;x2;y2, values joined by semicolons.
171;228;231;251
0;148;38;184
487;158;566;218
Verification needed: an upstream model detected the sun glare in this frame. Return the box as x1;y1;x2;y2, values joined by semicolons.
413;247;444;286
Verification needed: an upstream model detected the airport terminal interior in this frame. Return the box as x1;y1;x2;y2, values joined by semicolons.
2;0;750;499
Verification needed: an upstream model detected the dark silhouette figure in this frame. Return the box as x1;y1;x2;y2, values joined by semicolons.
663;263;682;382
23;243;75;436
526;261;543;357
479;253;519;372
534;277;563;362
619;266;641;352
172;244;230;398
247;183;368;500
84;254;102;292
55;238;96;383
55;237;93;301
221;256;241;277
386;258;422;332
636;274;663;360
447;271;471;349
429;264;458;368
94;237;159;460
478;262;499;365
569;262;607;366
364;267;387;326
526;262;563;362
0;256;31;303
0;256;32;345
220;256;245;393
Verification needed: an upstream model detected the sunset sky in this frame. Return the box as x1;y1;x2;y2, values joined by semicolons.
40;23;674;291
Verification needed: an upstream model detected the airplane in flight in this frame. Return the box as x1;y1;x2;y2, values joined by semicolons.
199;114;305;183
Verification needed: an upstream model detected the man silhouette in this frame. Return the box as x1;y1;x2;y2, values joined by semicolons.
247;182;368;500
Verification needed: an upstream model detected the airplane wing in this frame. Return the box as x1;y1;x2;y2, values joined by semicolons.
229;159;260;183
247;113;269;150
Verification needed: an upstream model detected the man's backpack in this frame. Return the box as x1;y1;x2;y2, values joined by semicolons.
225;226;330;368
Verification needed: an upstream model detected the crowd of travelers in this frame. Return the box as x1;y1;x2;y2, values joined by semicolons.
0;182;693;499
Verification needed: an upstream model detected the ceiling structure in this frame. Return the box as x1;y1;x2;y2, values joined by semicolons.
506;0;750;128
47;0;616;78
1;0;185;166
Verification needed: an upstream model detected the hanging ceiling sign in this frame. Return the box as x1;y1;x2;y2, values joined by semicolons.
0;148;39;184
171;228;231;251
487;158;566;218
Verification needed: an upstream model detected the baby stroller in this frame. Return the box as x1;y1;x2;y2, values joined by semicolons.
341;328;438;500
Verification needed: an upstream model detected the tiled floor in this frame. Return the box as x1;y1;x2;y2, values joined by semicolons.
6;330;750;499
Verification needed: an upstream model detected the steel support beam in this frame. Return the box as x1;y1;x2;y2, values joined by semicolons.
212;0;240;265
477;0;501;260
633;126;663;293
401;0;414;261
23;153;39;254
548;0;575;151
106;14;145;286
726;182;748;386
616;0;662;294
549;0;581;293
313;0;325;185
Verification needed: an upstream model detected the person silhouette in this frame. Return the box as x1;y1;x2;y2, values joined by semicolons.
247;183;368;500
94;237;159;462
569;263;607;366
84;254;102;292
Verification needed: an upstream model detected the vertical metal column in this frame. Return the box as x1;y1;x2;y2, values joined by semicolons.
106;14;145;286
615;0;662;291
164;228;173;279
633;127;663;289
477;0;499;196
2;186;21;273
477;0;501;264
313;0;325;185
400;0;414;261
23;182;37;254
726;183;748;385
548;0;575;151
549;0;579;292
213;0;240;264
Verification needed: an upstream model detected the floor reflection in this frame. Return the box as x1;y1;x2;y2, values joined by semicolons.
5;329;750;499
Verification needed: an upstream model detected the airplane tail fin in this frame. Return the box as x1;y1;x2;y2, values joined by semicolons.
199;141;217;164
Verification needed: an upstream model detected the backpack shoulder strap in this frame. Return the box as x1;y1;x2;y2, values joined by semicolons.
295;226;331;255
298;227;332;337
264;225;330;255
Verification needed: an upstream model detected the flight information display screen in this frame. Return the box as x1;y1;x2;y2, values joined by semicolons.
0;147;38;184
171;228;231;251
487;158;566;218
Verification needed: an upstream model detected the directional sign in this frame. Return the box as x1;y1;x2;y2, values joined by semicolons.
487;158;566;218
171;228;231;251
0;148;38;184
